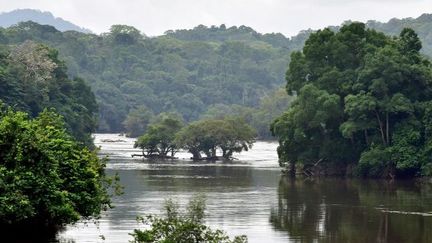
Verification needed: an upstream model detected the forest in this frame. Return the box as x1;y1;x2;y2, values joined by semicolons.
272;23;432;178
0;13;431;138
1;8;432;242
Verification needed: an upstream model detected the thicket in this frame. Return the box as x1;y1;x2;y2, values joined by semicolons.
0;106;116;238
272;23;432;178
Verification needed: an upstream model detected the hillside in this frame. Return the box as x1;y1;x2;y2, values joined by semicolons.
0;9;92;33
366;14;432;57
1;11;432;134
0;22;295;132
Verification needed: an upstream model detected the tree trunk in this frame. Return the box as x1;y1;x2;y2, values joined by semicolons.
375;110;387;146
289;162;296;178
191;150;201;160
364;129;369;146
386;112;390;145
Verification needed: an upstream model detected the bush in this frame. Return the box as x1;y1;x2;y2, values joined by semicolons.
0;107;117;237
130;195;247;243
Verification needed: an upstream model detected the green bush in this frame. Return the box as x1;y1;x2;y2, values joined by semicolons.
130;195;247;243
0;106;117;235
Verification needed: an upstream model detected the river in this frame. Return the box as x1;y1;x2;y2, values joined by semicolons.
58;133;432;243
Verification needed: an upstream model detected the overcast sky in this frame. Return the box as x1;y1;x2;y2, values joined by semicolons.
1;0;431;37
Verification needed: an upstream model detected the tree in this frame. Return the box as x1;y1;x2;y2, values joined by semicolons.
134;115;183;157
219;117;256;159
0;41;98;146
272;23;432;178
175;118;256;160
0;106;116;238
130;195;247;243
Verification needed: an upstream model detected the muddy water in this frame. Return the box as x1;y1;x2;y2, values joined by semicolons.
58;134;432;243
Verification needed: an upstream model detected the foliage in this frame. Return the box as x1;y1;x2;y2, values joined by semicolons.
175;118;256;160
130;195;247;243
0;41;97;146
201;88;294;139
123;106;154;138
134;115;183;157
0;106;115;232
2;15;432;133
367;13;432;57
272;23;432;178
0;22;294;132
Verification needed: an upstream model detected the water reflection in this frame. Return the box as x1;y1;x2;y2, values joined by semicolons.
58;134;432;243
271;177;432;243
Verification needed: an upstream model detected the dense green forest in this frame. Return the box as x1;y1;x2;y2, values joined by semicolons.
0;107;114;238
272;23;432;178
0;22;294;134
0;40;97;145
0;14;431;137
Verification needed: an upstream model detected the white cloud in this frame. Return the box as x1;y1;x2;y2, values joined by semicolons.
0;0;431;37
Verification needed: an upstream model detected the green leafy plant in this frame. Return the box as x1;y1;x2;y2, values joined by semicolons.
130;195;247;243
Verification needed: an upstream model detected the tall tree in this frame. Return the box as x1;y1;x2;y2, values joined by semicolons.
272;23;432;178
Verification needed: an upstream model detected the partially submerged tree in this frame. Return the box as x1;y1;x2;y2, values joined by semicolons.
175;118;256;160
134;115;183;158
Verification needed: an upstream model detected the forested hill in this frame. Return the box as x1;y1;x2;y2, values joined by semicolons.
165;24;308;50
366;14;432;57
0;22;295;132
1;12;431;134
0;9;92;33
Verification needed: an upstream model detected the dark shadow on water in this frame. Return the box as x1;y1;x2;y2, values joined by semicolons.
0;224;75;243
270;177;432;243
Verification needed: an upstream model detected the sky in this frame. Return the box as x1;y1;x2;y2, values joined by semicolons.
0;0;431;37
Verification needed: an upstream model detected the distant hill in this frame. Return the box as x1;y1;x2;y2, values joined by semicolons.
0;11;432;133
366;14;432;57
163;13;432;57
0;9;92;33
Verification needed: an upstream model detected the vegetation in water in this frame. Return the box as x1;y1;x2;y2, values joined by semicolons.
130;195;247;243
271;23;432;178
134;116;256;160
0;105;118;237
134;113;183;158
175;117;256;160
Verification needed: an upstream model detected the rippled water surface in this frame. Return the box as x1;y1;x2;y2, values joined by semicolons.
58;134;432;243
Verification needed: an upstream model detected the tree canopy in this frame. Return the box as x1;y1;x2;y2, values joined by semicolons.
0;107;114;237
272;23;432;178
0;22;294;133
130;195;247;243
175;117;256;160
134;114;183;158
0;41;97;146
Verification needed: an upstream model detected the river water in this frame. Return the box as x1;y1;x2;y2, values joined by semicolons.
58;133;432;243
